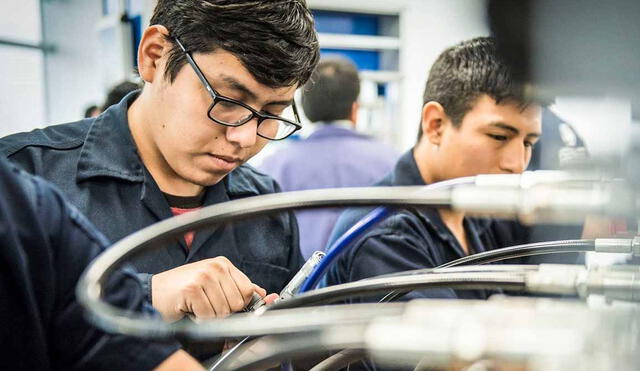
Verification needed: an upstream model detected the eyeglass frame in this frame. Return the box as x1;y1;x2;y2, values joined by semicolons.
173;37;302;141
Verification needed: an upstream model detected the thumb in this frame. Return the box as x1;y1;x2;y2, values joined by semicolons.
252;284;267;297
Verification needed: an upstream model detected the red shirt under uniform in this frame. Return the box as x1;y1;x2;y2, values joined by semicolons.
164;192;205;250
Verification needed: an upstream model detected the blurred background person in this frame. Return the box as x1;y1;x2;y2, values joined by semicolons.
102;80;141;111
260;57;399;259
83;80;141;119
83;104;101;118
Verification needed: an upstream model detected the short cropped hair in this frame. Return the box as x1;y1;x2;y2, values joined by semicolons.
103;81;140;109
418;37;530;138
149;0;320;88
302;57;360;123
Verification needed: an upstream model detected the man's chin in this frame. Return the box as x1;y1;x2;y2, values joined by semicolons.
189;169;233;187
193;176;226;187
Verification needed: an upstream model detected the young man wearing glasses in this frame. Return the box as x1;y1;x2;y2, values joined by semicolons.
0;0;319;323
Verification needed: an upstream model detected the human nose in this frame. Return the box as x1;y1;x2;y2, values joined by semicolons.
225;118;258;148
499;141;527;174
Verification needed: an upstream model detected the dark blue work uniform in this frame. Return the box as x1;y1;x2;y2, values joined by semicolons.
0;158;179;370
321;150;531;301
0;92;303;298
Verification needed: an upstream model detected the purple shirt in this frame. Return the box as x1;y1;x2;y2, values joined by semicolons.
260;124;399;259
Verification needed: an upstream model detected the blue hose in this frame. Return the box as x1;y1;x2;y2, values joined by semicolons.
299;206;391;293
298;176;477;293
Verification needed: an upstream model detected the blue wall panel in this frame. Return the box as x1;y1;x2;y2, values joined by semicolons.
313;10;379;35
320;48;380;71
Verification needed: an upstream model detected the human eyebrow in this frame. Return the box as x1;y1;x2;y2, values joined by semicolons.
488;122;520;135
217;75;294;107
488;122;541;140
218;75;258;102
264;99;294;108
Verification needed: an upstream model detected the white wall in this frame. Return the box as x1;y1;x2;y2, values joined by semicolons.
42;0;104;124
398;0;488;150
0;46;47;137
0;0;46;136
0;0;41;43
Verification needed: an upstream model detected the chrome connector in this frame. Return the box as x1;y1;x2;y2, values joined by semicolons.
594;238;633;254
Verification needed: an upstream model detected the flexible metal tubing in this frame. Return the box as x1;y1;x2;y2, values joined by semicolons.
312;241;595;370
299;176;476;293
438;239;595;268
378;264;541;279
266;270;528;311
218;177;471;369
207;336;253;370
309;349;366;371
378;239;595;304
220;332;366;371
83;266;525;342
76;186;452;339
306;240;595;370
235;177;471;370
209;265;530;370
309;266;543;371
210;269;529;370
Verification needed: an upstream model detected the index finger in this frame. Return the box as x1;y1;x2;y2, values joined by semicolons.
228;267;258;304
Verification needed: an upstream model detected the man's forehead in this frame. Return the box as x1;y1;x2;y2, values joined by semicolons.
192;49;297;104
474;97;540;116
465;99;542;132
217;74;297;104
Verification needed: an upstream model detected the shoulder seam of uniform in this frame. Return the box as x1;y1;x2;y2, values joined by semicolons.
4;138;85;157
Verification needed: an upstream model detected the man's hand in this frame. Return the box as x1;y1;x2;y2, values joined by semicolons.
151;257;267;322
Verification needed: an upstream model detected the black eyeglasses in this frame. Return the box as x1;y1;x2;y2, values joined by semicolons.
174;37;301;141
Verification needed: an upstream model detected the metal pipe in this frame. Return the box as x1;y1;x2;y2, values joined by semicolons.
76;187;452;338
76;177;634;340
268;270;528;310
439;239;596;268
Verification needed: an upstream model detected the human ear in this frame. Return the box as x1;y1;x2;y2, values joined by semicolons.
137;25;171;84
420;101;448;146
349;101;358;124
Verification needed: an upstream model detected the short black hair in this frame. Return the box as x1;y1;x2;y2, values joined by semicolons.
418;37;530;139
150;0;320;88
302;57;360;123
103;81;140;109
84;105;99;118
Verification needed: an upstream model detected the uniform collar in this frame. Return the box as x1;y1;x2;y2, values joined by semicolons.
387;149;427;187
388;149;493;240
76;91;144;183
